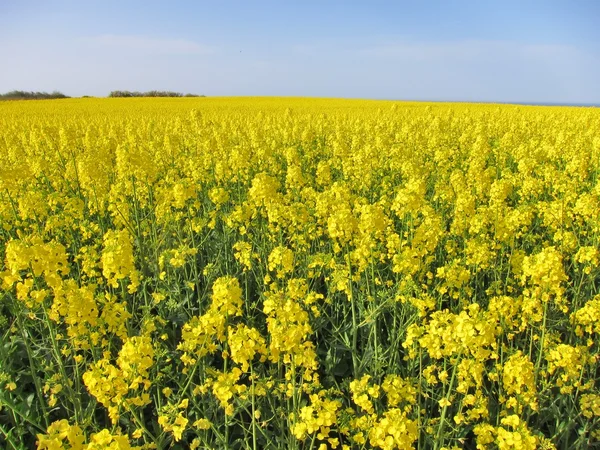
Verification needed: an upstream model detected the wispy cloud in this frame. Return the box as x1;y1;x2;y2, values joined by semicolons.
355;40;594;64
356;40;486;61
83;34;216;55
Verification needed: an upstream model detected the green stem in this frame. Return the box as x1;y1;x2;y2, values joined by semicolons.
346;250;359;377
534;300;549;384
251;364;257;450
0;422;22;450
43;307;84;423
126;403;161;445
434;354;461;450
0;394;46;434
15;308;49;429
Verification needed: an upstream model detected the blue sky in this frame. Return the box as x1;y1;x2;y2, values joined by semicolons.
1;0;599;103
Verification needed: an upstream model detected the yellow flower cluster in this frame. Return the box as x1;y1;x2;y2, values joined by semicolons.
267;246;294;278
211;367;247;416
571;295;600;336
227;323;267;372
545;344;590;394
473;416;538;450
158;399;190;442
263;283;318;376
347;375;419;449
368;408;418;450
178;276;243;365
405;304;497;361
349;375;380;415
82;336;154;422
2;237;69;305
501;351;538;412
579;393;600;419
521;246;567;309
101;229;140;293
292;391;342;441
50;280;99;349
37;420;139;450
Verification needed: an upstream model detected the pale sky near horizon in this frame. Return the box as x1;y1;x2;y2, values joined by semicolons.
1;0;599;103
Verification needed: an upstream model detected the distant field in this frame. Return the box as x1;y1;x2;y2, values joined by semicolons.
1;98;600;449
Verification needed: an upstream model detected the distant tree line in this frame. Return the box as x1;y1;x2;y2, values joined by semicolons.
0;90;205;100
108;90;204;98
0;90;70;100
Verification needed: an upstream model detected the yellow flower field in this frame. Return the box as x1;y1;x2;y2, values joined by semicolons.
1;97;600;449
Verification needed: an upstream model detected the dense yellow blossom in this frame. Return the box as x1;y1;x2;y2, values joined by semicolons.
82;336;154;423
501;351;538;411
1;98;599;449
101;229;140;293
